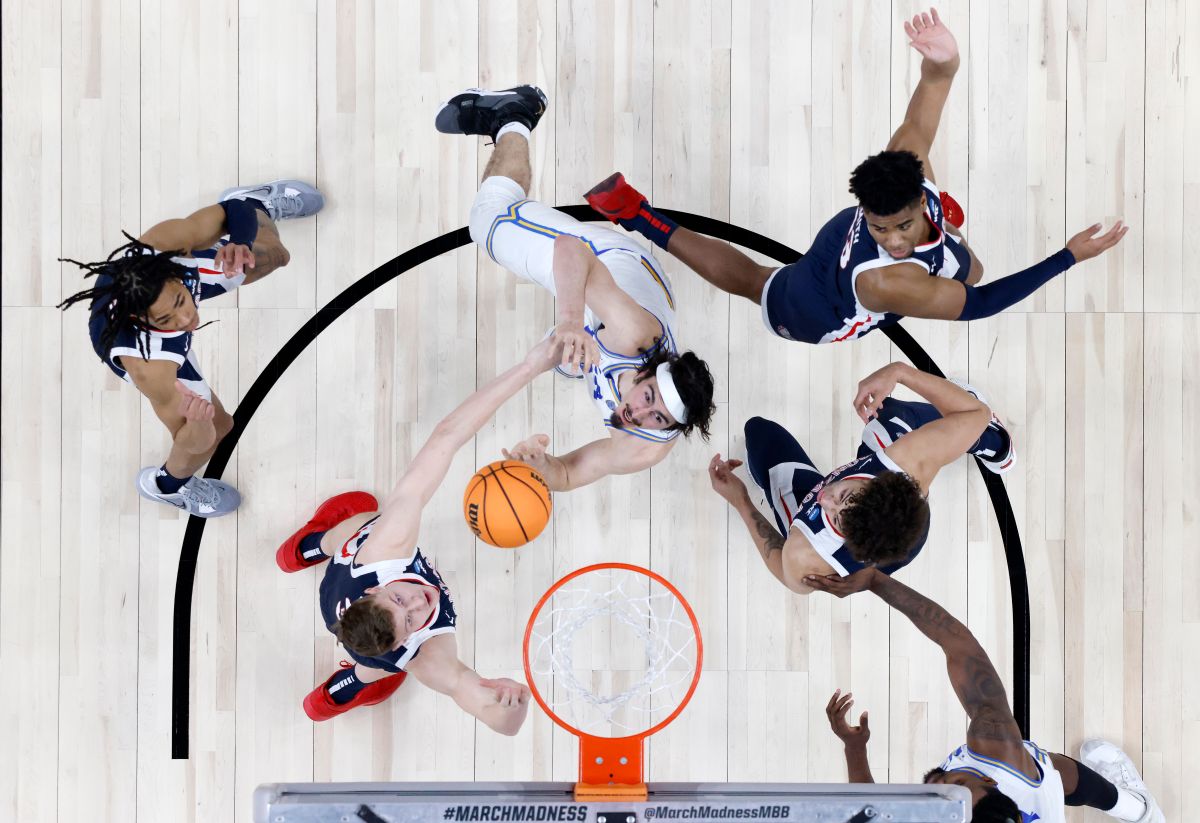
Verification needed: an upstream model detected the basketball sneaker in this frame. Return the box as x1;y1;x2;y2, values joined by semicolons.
435;86;548;139
950;379;1017;475
219;179;325;222
1078;739;1164;823
940;190;965;228
303;663;407;721
276;491;379;573
136;467;241;517
584;172;679;249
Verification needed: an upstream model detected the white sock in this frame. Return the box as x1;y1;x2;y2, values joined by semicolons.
1107;788;1148;822
496;121;531;142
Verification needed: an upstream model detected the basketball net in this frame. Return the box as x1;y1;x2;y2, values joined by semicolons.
524;564;703;801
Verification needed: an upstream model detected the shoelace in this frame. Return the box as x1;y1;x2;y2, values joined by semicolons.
181;478;221;509
271;193;305;218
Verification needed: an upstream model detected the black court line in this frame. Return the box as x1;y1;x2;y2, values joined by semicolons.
170;207;1031;758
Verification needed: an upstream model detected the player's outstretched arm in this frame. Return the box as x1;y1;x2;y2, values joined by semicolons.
886;8;960;184
858;221;1128;321
708;454;834;594
405;634;531;736
141;199;268;276
851;362;989;491
361;338;561;561
807;570;1029;764
825;690;875;783
504;431;671;491
552;235;663;355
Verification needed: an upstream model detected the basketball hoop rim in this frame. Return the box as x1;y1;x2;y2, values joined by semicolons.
522;561;704;744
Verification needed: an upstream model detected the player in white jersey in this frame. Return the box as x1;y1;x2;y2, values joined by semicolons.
57;180;324;517
435;86;717;490
274;335;563;728
809;568;1165;823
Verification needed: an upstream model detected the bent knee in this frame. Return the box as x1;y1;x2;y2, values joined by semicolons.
469;177;527;246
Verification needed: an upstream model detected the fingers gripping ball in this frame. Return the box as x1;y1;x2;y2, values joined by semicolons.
463;461;552;548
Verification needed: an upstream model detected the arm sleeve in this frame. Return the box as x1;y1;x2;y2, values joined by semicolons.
956;248;1076;321
218;198;262;248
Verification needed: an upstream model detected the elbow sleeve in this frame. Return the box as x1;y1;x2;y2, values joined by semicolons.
957;248;1075;321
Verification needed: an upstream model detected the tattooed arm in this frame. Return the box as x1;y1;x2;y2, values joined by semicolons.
867;571;1034;766
708;454;837;593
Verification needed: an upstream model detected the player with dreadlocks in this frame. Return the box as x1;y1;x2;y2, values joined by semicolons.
58;180;324;517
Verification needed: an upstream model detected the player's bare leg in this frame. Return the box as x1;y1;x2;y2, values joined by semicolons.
665;228;775;303
162;390;234;480
482;132;532;193
585;172;774;303
241;210;291;284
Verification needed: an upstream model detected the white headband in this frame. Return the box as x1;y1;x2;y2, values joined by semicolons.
655;362;689;425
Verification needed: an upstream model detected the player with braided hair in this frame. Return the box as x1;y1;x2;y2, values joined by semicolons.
58;180;324;517
707;363;1016;592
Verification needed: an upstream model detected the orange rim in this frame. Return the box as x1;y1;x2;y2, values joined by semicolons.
522;561;704;744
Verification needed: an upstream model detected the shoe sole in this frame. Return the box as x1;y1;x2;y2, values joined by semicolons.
584;172;642;220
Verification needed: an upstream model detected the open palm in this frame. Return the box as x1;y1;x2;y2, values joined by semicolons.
904;8;958;65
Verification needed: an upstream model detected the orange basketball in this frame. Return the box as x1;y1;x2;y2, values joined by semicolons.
463;460;553;548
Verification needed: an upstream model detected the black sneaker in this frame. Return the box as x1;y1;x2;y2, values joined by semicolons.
435;85;548;139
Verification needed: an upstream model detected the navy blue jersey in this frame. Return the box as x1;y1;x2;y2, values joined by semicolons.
319;516;457;673
790;449;930;576
87;246;243;385
762;179;972;343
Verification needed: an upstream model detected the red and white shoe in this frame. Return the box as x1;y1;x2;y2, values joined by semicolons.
940;190;965;229
303;663;408;721
276;491;378;573
584;172;648;224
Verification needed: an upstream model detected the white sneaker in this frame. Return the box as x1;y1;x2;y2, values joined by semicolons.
950;378;1017;475
136;467;241;518
1078;739;1164;823
219;179;324;222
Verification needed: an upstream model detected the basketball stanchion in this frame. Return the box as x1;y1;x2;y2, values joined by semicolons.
523;563;704;801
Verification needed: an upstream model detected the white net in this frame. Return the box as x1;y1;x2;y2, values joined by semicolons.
526;566;700;737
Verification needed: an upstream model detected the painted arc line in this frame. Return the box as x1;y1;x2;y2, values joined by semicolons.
170;206;1031;758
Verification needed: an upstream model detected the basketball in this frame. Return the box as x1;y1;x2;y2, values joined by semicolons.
463;460;552;548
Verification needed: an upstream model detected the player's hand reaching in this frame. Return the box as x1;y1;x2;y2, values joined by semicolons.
479;677;530;709
503;434;552;468
826;689;871;747
851;363;903;423
708;454;750;505
804;567;879;598
552;323;600;376
905;8;959;69
214;242;255;277
524;336;564;374
1065;220;1128;263
174;379;216;423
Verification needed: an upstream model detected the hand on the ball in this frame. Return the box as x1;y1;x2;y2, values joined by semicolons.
503;434;551;467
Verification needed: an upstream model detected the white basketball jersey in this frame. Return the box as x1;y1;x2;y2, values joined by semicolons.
939;741;1065;823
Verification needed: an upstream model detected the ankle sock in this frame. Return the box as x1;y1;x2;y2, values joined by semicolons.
299;531;327;562
496;121;531;142
326;667;367;705
621;201;678;250
155;466;191;495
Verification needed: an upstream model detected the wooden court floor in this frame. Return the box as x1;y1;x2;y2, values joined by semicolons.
1;1;1195;821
